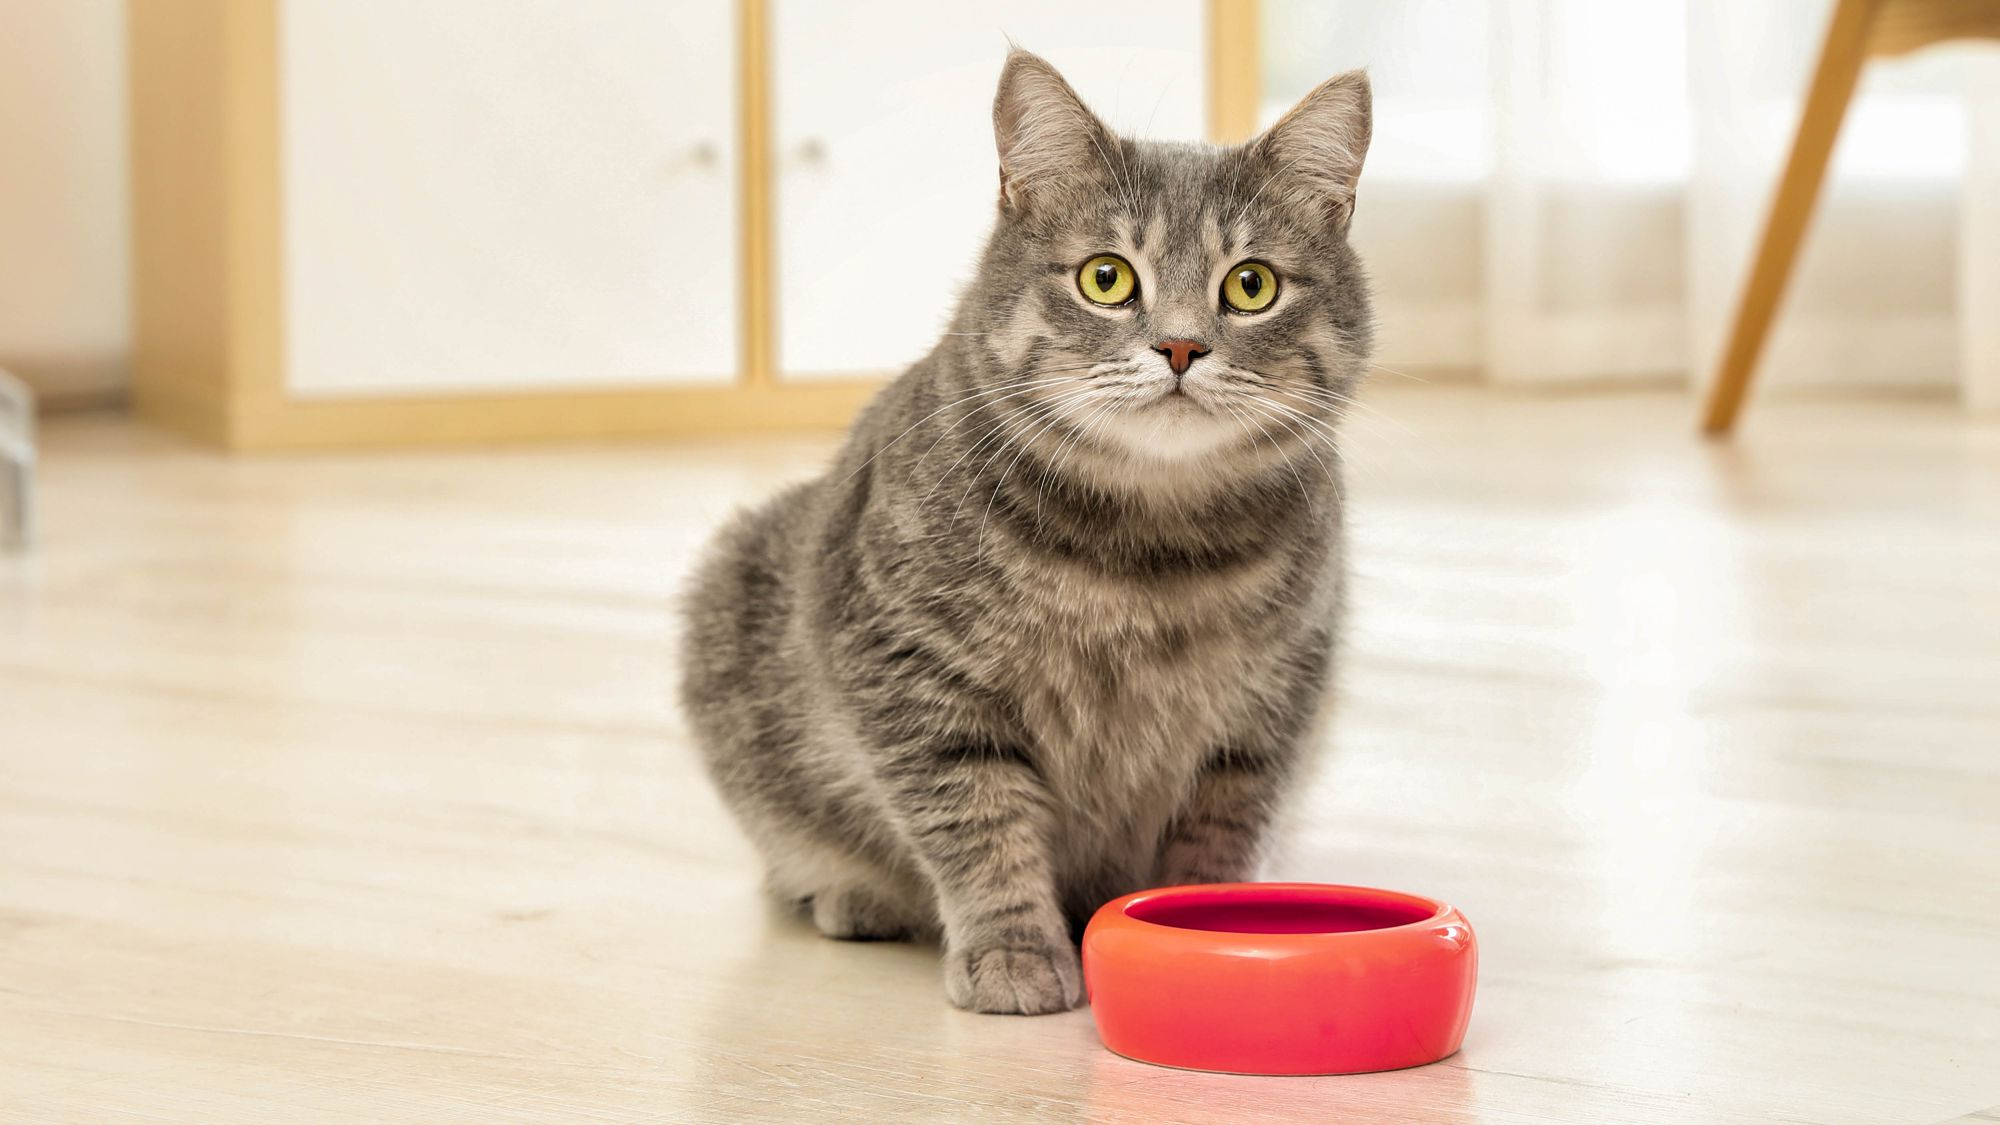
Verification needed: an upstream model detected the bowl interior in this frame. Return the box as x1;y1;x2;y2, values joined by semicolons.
1124;884;1439;935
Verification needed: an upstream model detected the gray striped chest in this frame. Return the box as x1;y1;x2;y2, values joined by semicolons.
990;562;1306;833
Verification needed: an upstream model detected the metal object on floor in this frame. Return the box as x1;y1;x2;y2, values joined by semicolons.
0;367;34;549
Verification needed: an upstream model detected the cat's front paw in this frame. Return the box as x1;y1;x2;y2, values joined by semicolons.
944;937;1084;1015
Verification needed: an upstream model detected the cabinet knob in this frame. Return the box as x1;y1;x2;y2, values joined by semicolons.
664;141;720;176
784;137;828;169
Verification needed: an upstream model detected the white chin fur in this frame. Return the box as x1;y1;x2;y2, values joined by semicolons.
1092;396;1247;461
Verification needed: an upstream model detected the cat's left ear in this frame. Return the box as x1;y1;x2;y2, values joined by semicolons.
992;49;1116;213
1249;69;1372;232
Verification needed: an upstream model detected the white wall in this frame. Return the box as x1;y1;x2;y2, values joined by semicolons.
0;0;129;405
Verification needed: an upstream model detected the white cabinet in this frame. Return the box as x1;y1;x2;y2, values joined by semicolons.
280;0;737;396
771;1;1207;379
130;2;1224;446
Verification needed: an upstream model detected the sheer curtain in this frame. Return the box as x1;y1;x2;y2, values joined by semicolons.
1261;0;2000;409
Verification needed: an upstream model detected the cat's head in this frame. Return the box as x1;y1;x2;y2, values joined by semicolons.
969;50;1372;472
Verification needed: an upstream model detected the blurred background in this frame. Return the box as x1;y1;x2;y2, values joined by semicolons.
2;3;1997;1120
2;0;1997;426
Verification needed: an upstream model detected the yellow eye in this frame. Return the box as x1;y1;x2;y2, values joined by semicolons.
1221;261;1279;313
1077;254;1137;306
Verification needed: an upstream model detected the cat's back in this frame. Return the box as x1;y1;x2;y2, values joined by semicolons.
677;365;935;752
678;474;826;746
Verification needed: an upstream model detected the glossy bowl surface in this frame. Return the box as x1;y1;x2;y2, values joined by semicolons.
1081;882;1477;1075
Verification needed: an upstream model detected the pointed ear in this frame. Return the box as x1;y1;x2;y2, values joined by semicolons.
992;49;1114;212
1250;69;1372;231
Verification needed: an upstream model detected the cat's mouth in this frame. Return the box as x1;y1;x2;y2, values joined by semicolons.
1146;384;1210;411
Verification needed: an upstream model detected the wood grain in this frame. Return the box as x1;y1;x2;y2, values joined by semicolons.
1870;0;2000;57
3;385;1998;1121
127;0;236;443
1207;0;1261;144
739;0;777;392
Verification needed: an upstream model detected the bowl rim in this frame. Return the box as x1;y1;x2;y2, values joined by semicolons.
1105;881;1457;942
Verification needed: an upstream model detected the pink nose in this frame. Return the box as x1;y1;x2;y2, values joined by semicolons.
1153;338;1210;375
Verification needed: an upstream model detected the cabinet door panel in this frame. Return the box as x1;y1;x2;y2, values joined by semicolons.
773;2;1205;379
281;0;736;396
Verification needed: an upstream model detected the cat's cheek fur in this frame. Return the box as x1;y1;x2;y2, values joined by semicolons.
677;50;1372;1015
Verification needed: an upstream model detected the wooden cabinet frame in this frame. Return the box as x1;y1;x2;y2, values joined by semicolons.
129;0;1259;449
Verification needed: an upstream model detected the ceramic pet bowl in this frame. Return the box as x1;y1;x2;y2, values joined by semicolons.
1081;882;1477;1075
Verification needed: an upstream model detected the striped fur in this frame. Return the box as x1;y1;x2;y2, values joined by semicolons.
681;52;1373;1014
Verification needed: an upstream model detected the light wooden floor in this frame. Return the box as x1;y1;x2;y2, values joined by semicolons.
2;386;1997;1123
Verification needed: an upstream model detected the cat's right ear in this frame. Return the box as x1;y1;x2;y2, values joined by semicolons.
992;49;1115;213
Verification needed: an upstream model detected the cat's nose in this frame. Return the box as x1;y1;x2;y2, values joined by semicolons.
1153;339;1210;376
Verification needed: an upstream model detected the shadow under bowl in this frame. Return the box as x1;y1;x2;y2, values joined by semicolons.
1081;882;1477;1076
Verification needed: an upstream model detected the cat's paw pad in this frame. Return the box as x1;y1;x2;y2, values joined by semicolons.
944;939;1084;1015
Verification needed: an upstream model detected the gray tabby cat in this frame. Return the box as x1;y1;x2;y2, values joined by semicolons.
681;50;1371;1015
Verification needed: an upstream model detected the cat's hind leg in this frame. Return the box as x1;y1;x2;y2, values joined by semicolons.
759;830;936;942
808;881;928;941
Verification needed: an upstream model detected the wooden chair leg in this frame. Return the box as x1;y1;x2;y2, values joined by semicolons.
1701;0;1881;436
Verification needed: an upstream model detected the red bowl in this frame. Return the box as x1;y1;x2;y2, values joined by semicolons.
1081;882;1477;1075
